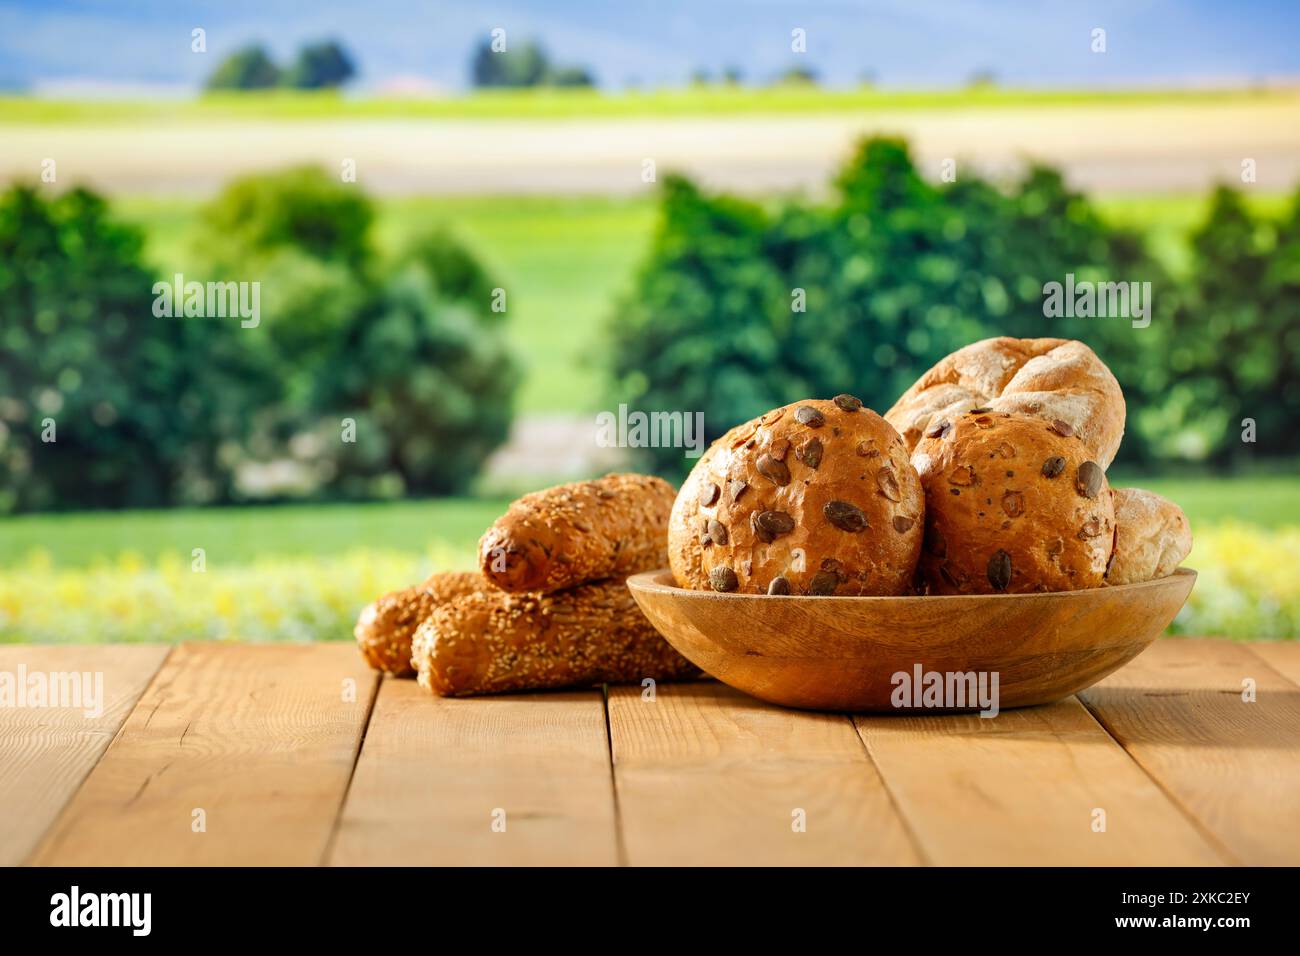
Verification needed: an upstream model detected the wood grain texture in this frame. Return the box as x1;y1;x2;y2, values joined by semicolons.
329;678;618;866
627;568;1195;711
7;639;1296;867
30;643;377;866
1080;638;1300;866
854;697;1226;866
608;681;919;865
0;644;170;865
1247;641;1300;688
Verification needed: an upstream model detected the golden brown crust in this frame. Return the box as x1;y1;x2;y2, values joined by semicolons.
478;473;676;594
668;423;741;593
1108;487;1193;585
885;337;1126;469
354;571;484;676
412;578;700;696
913;411;1115;594
669;397;924;596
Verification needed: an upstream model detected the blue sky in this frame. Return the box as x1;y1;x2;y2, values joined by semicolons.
1;0;1298;92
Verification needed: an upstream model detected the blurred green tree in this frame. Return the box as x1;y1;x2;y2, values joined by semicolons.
205;44;281;90
468;38;596;88
195;165;372;272
605;175;797;473
0;186;229;510
470;38;550;87
549;65;597;88
193;167;518;500
1151;185;1300;463
283;40;356;89
320;263;520;496
393;228;501;310
606;137;1177;476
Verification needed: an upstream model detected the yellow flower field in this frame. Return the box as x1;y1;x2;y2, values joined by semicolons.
0;522;1294;643
0;547;466;644
1173;522;1300;639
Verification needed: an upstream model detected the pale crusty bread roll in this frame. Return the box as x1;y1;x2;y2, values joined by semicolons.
886;337;1126;469
478;473;675;594
354;571;485;676
412;577;699;696
913;410;1115;594
1107;487;1192;585
669;396;924;596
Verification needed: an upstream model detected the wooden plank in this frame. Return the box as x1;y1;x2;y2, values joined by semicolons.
854;698;1226;866
0;644;170;866
329;678;618;866
1080;638;1300;866
30;642;377;866
1247;641;1300;688
608;681;919;866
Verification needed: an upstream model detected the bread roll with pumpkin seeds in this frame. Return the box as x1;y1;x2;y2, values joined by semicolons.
412;577;700;696
668;424;738;594
354;571;484;677
669;396;925;596
886;337;1125;469
478;473;676;594
912;410;1115;594
1107;487;1192;585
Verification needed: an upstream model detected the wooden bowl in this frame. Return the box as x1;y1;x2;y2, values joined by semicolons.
627;568;1196;712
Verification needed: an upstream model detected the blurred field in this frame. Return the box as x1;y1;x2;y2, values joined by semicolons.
7;91;1296;196
0;498;509;568
0;478;1296;643
3;477;1295;572
2;87;1288;123
1110;475;1300;528
7;110;1296;643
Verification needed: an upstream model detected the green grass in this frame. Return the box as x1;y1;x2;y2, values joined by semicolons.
0;497;509;569
374;196;657;413
2;476;1295;572
1;87;1289;124
1108;475;1300;529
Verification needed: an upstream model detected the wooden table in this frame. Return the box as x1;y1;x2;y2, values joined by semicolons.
3;639;1298;866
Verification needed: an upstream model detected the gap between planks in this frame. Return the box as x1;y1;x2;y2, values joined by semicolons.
329;678;618;866
606;681;920;866
1079;638;1300;867
332;677;920;866
10;638;1298;867
854;696;1226;866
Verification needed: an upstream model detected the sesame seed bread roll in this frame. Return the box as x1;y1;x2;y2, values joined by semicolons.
1107;487;1193;585
478;473;676;594
354;571;484;677
412;578;700;696
886;337;1125;469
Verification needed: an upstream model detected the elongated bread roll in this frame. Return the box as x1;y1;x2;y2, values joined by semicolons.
354;571;484;676
1108;487;1192;585
413;577;699;696
478;473;676;593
